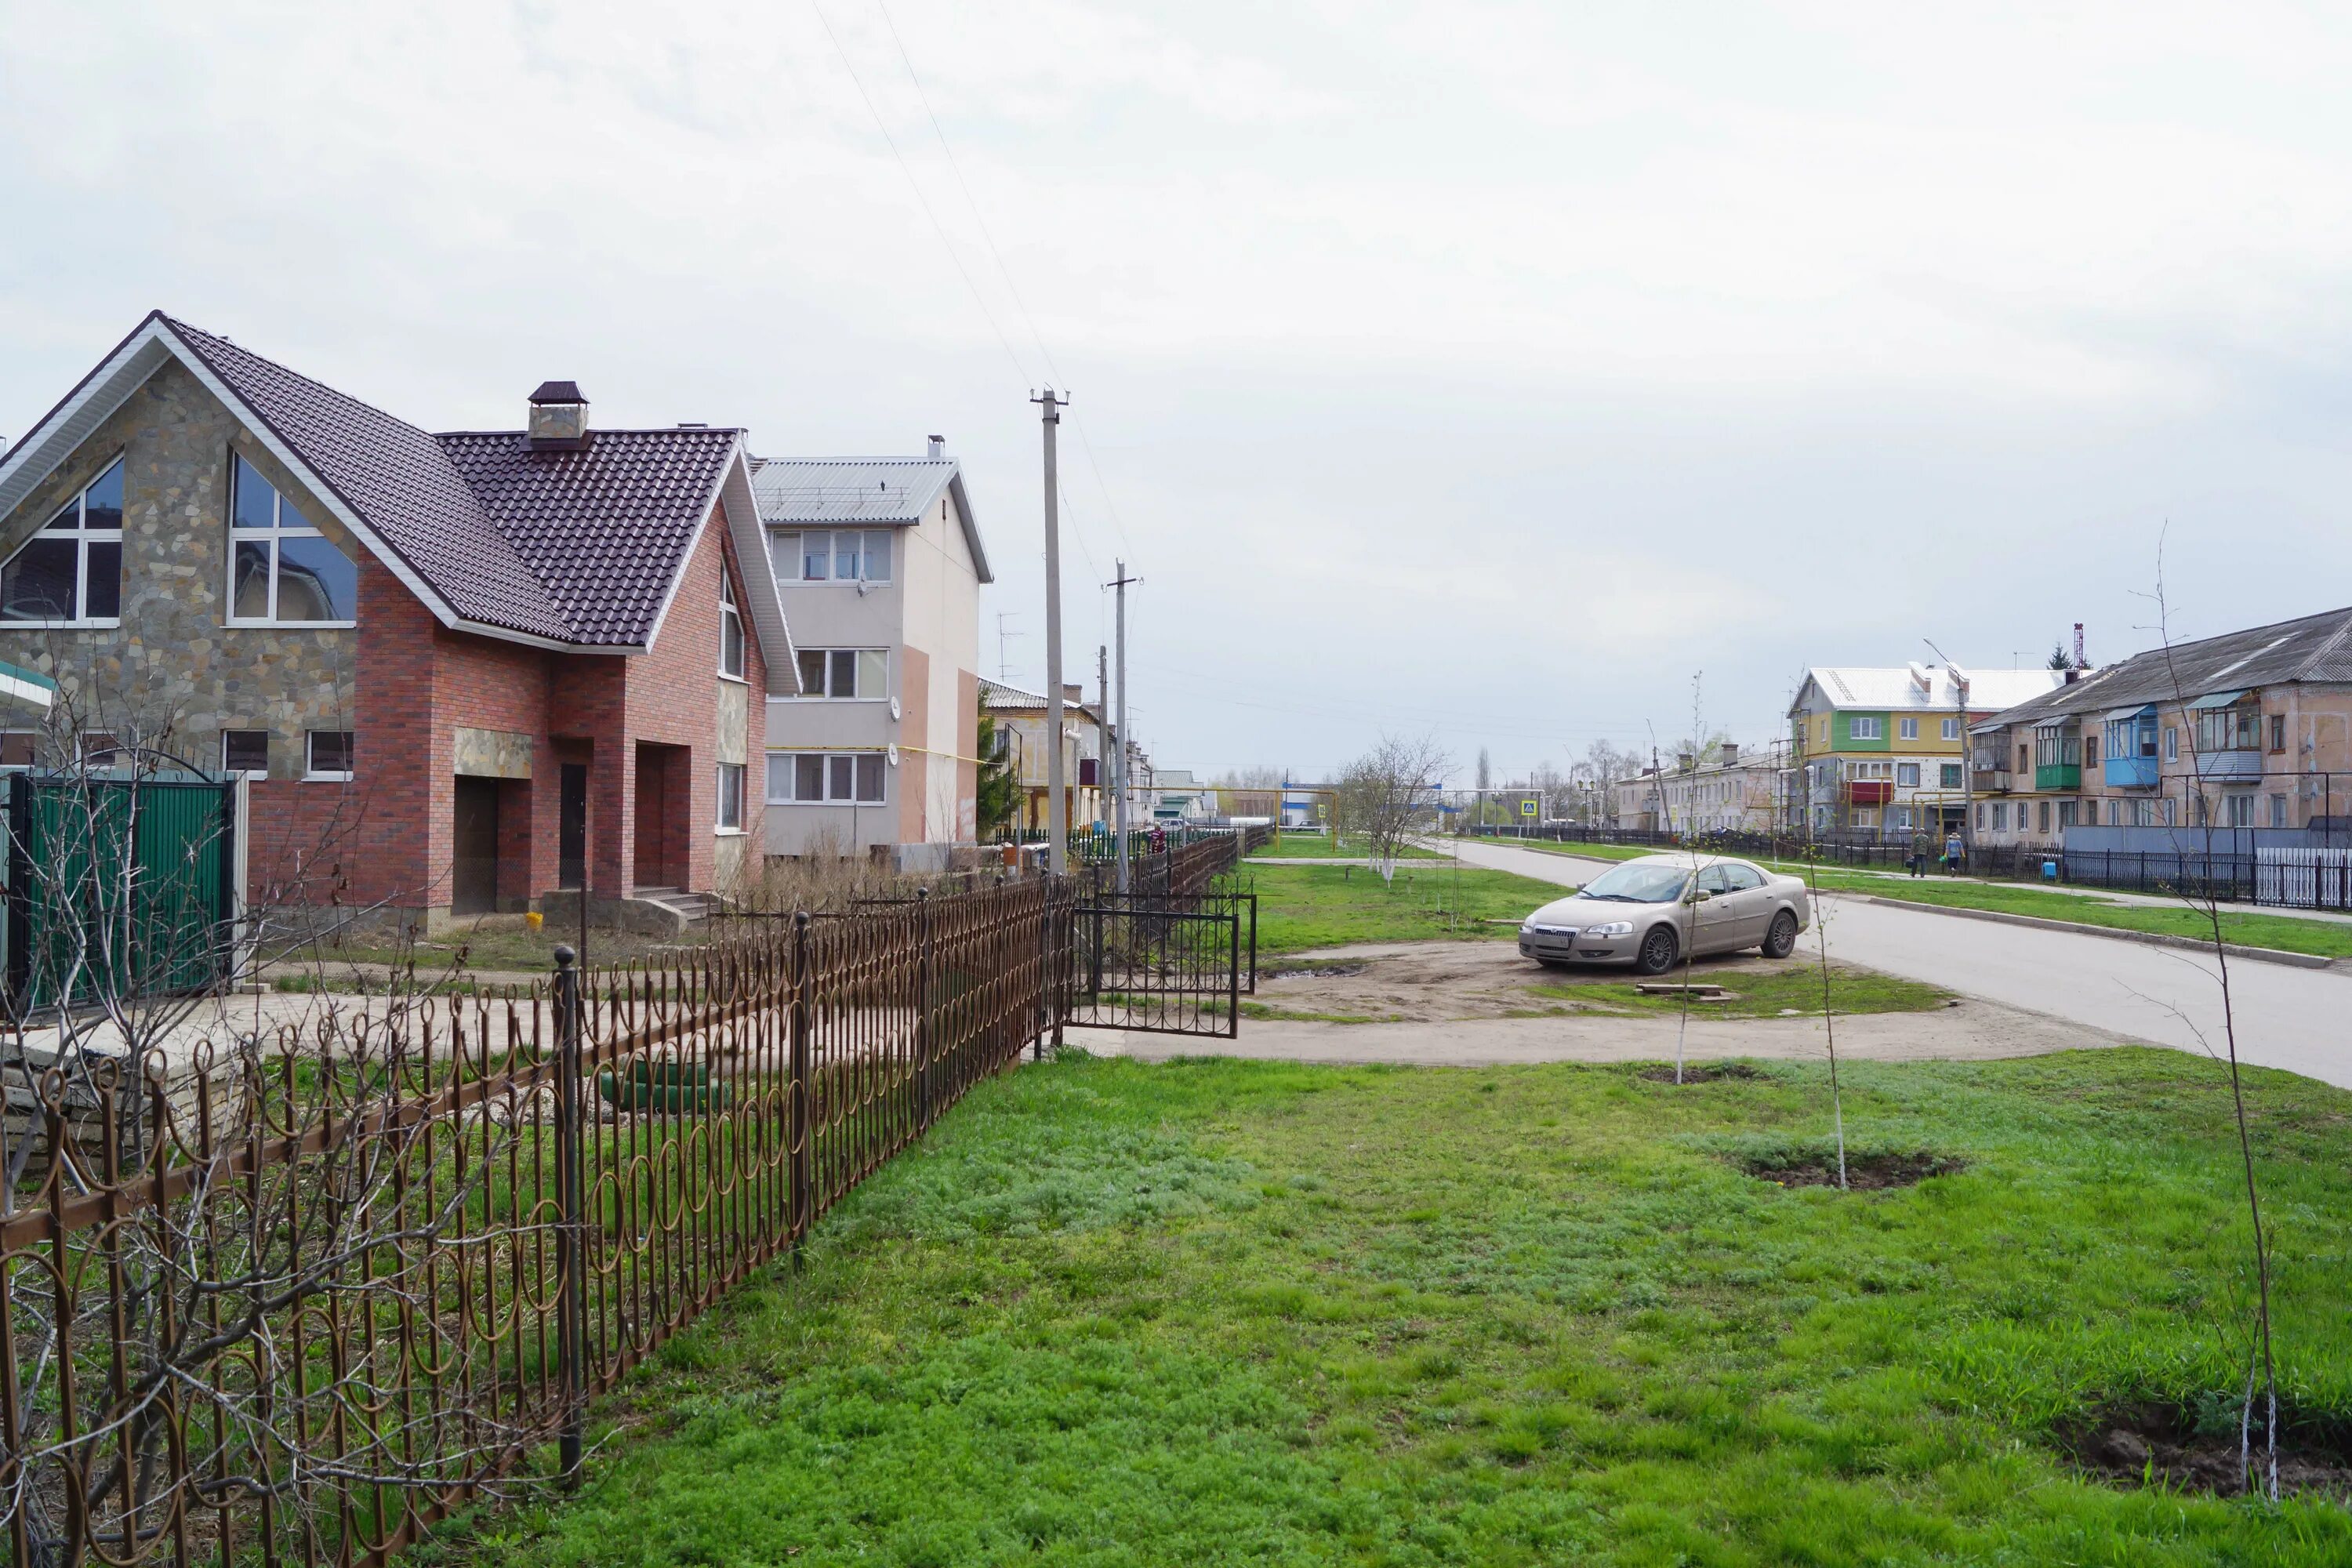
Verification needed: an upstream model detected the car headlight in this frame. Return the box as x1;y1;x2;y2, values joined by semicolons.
1585;920;1633;937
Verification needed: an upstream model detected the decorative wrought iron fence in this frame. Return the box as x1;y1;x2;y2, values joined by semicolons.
0;879;1062;1567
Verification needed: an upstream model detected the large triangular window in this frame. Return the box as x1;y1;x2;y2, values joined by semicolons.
1;456;124;624
227;455;357;625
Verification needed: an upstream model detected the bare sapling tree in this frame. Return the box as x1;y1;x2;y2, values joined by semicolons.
1334;733;1448;886
1800;848;1848;1189
2140;538;2279;1500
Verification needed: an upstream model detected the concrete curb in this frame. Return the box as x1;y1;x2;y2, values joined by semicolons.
1850;895;2337;971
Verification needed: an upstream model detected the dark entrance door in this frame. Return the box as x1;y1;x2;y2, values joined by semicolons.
633;743;670;887
453;776;500;915
559;763;588;889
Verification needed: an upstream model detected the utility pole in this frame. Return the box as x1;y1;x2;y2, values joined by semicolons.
1032;388;1069;873
1097;644;1110;832
1111;561;1139;893
1926;638;1969;855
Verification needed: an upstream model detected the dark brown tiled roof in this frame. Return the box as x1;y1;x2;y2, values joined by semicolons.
163;318;734;648
441;429;739;647
528;380;586;405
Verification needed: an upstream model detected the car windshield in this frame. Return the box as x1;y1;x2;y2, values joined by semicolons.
1576;862;1691;904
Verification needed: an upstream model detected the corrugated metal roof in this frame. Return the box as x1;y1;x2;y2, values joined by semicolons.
1792;666;2065;714
752;459;956;524
750;456;993;583
1976;605;2352;729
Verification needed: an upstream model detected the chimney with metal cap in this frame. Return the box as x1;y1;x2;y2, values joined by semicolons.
927;434;946;459
528;381;590;451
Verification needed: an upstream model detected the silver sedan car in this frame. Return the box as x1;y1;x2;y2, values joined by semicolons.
1517;853;1811;975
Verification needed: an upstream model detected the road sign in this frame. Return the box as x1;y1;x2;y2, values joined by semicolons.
1519;799;1537;817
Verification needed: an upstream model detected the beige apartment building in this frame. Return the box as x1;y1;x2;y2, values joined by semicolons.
1613;745;1784;833
755;442;990;864
981;678;1106;833
1969;605;2352;850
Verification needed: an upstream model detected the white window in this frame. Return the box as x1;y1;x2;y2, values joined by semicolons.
769;529;895;585
2226;792;2256;829
2269;793;2288;828
1848;715;1882;740
1941;718;1961;740
766;750;886;804
2163;726;2179;762
716;762;745;831
306;730;354;781
717;566;745;679
1895;763;1920;788
1991;803;2008;831
1892;806;1913;829
230;455;357;625
222;729;270;779
2;455;123;626
792;647;888;699
1898;717;1918;740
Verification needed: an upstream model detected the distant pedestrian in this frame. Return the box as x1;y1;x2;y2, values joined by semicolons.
1909;828;1931;877
1944;829;1965;874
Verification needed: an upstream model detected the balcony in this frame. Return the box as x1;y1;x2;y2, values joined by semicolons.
2034;764;2081;790
2103;755;2159;789
2195;750;2262;780
1977;769;2013;793
1848;780;1893;804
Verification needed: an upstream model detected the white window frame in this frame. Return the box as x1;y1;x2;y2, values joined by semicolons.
1;454;125;628
228;455;358;629
1895;762;1921;788
2164;726;2179;762
305;729;354;782
717;566;746;681
221;728;271;780
1848;715;1882;740
789;647;889;701
1940;717;1961;741
1898;717;1918;740
715;761;746;832
768;528;896;586
766;750;887;804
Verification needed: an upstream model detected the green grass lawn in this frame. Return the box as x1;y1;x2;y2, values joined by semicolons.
1247;862;1568;954
1527;961;1952;1021
428;1049;2352;1566
1255;833;1446;860
1479;841;2352;960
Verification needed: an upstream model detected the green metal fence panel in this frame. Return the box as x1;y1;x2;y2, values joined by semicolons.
7;771;236;1013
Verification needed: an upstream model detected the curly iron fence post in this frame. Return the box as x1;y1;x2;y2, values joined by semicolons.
554;942;586;1482
915;887;934;1133
789;910;813;1273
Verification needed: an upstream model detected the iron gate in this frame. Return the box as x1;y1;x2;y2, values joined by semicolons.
1062;889;1255;1037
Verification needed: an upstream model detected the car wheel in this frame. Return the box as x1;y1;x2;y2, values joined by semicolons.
1762;910;1799;960
1635;924;1679;976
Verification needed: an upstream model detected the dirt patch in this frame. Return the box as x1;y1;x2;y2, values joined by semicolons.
1254;942;1788;1025
1635;1063;1762;1084
1741;1152;1965;1189
1262;962;1367;981
2068;1402;2352;1498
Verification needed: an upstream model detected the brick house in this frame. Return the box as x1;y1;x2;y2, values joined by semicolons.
0;312;798;927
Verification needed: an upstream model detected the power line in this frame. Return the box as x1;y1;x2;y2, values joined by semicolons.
871;0;1137;562
806;0;1107;589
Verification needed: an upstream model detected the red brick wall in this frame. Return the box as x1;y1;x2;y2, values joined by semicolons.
245;492;767;911
619;500;766;891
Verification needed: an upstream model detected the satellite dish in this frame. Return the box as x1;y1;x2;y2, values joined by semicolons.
890;698;902;720
887;744;900;767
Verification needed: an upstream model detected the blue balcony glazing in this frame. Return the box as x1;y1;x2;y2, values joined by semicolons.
2103;755;2158;789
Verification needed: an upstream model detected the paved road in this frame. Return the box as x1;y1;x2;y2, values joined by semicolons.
1443;838;2352;1090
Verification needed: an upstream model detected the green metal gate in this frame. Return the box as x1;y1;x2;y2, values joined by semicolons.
5;771;240;1014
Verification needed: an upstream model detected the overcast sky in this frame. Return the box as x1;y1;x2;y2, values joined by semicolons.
8;2;2352;782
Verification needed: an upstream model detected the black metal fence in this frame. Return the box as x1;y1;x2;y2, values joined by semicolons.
1;880;1066;1567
